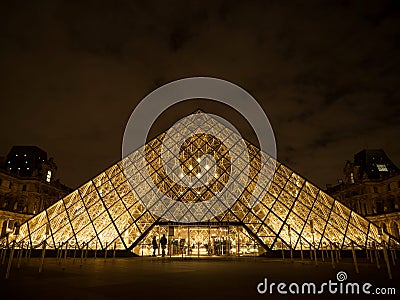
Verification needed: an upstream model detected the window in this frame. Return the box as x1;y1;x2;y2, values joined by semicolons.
376;164;388;172
350;172;354;184
0;178;2;186
398;181;400;188
9;182;12;189
373;186;378;193
46;170;52;183
22;184;26;191
388;184;391;191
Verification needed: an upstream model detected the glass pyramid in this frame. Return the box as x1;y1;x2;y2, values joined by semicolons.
11;111;399;253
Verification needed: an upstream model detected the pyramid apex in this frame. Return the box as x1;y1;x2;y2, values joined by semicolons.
193;109;205;114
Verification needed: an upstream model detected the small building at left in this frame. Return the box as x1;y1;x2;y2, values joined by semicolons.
0;146;72;239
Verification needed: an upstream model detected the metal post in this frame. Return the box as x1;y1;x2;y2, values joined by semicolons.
38;240;46;273
17;242;24;269
80;242;84;267
237;229;240;257
321;245;325;262
300;240;304;261
24;241;29;265
56;242;60;261
314;244;318;266
1;244;7;265
309;244;313;260
187;227;190;256
104;242;108;262
27;242;31;263
335;244;339;263
58;242;63;265
62;241;68;270
5;240;15;279
113;242;116;261
390;249;396;266
85;242;88;260
94;241;97;259
73;244;77;263
374;242;380;269
366;246;369;261
370;247;374;263
330;243;335;269
351;242;359;274
197;242;200;258
281;241;285;261
382;241;392;279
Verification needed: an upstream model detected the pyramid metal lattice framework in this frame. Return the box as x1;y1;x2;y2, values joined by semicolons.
11;112;399;252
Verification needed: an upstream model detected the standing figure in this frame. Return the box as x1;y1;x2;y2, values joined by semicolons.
160;234;167;257
152;236;158;256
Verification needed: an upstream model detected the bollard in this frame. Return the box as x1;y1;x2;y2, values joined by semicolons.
58;243;63;265
80;242;84;267
27;242;32;263
5;241;15;279
321;246;325;262
382;242;392;280
62;241;68;270
17;242;24;269
366;247;369;261
105;242;108;262
1;245;7;265
374;243;380;269
24;242;29;264
94;241;97;259
309;245;313;260
281;242;285;261
335;245;339;263
38;240;46;273
351;242;359;274
73;245;77;263
300;241;303;261
290;244;293;262
85;242;89;260
330;243;335;269
314;245;318;266
113;242;116;261
56;243;60;261
390;249;396;266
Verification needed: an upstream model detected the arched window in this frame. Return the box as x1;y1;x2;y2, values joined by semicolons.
1;221;7;236
381;222;387;233
390;222;399;239
14;222;20;235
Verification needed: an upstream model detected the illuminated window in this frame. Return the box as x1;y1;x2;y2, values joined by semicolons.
46;170;52;183
350;172;354;184
376;164;388;172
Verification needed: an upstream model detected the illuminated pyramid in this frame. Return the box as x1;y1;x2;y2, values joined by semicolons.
12;111;399;254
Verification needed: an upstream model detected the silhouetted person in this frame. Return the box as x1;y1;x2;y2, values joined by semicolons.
160;234;167;257
152;236;158;256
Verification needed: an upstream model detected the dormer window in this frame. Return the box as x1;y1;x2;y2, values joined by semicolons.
46;170;52;183
376;164;388;172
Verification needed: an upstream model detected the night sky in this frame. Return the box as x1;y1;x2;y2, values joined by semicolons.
1;0;399;189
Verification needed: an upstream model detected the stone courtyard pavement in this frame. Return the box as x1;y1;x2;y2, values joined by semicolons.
1;256;399;300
